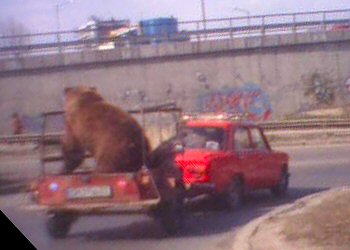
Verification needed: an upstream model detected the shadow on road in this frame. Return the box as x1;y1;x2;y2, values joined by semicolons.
69;186;328;241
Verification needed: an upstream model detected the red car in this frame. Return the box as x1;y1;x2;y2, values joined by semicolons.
175;114;289;209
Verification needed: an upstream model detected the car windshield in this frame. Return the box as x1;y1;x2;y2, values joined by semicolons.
180;127;224;150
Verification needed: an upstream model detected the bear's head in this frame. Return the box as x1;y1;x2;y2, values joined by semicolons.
64;86;104;112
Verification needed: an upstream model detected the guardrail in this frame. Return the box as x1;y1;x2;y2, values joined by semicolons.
1;8;350;57
1;118;350;144
0;133;61;144
259;118;350;130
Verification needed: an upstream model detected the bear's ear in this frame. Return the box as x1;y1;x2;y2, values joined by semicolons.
64;87;72;95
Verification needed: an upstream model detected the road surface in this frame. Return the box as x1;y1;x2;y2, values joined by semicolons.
0;144;349;250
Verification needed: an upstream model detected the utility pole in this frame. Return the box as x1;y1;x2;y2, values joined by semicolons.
201;0;207;33
55;0;74;53
55;4;61;53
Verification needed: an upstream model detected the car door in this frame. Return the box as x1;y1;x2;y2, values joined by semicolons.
231;126;258;189
249;127;279;187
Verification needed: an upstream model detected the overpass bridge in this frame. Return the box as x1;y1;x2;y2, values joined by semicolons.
0;9;350;134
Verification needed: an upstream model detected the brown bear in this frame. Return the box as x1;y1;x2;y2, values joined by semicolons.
62;86;151;173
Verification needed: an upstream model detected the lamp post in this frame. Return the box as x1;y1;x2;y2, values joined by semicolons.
55;4;61;51
55;0;74;52
200;0;207;36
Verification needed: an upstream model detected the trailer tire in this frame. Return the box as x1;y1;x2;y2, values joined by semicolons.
159;185;186;235
46;213;75;239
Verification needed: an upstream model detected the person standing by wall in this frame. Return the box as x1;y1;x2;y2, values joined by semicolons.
12;113;23;135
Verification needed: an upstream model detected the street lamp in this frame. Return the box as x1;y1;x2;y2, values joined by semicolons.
55;0;74;52
233;6;251;28
201;0;207;31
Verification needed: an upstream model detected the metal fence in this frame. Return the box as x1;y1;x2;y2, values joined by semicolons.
1;118;350;144
1;9;350;58
260;118;350;130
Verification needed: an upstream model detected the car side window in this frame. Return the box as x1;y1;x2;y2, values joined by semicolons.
234;127;252;151
250;128;268;150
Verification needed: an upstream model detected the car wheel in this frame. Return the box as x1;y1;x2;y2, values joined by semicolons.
223;177;244;210
271;169;289;197
46;213;76;239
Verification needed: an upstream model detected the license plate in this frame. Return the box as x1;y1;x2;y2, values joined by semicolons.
66;186;112;200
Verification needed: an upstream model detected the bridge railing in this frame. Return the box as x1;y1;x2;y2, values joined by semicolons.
1;8;350;58
181;8;350;41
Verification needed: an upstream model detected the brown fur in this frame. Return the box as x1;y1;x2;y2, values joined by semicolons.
62;86;150;173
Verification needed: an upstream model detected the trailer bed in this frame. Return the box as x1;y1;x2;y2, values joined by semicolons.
30;170;161;214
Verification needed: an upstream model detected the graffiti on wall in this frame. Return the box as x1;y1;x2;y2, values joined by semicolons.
344;78;350;95
303;73;335;105
301;72;350;112
197;83;272;121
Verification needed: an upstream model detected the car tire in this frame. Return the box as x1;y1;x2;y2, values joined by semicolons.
46;213;76;239
271;169;289;197
223;177;244;210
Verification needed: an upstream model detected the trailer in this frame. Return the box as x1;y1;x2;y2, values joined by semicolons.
28;103;186;238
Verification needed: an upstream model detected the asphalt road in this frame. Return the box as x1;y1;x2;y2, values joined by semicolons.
1;144;349;250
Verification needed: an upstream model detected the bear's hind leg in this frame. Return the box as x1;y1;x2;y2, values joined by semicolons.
61;139;85;174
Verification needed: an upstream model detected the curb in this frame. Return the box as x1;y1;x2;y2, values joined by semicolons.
232;187;350;250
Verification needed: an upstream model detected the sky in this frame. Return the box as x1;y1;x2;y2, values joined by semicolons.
0;0;349;33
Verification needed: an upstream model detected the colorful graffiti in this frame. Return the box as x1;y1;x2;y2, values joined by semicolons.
345;78;350;94
197;83;272;121
304;73;335;105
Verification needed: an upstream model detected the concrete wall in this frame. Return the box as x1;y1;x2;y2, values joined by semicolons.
1;31;350;134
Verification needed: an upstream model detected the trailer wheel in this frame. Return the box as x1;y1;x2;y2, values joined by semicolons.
46;213;75;239
159;186;186;235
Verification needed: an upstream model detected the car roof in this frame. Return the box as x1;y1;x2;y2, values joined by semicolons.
184;119;258;129
180;113;260;129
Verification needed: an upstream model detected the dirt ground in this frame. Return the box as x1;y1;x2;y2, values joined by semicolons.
248;188;350;250
280;189;350;250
